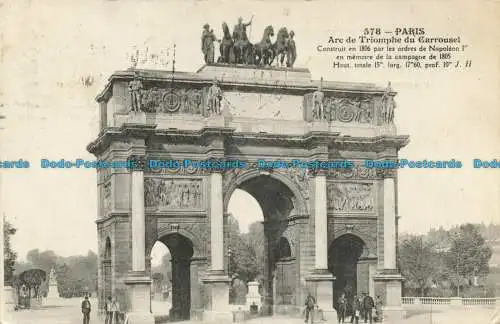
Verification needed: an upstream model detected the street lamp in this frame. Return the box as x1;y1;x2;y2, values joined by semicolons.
228;247;232;277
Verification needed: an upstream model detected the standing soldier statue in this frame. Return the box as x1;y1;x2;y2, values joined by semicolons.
381;81;396;123
201;23;219;64
207;78;223;115
287;30;297;68
129;71;143;112
312;77;326;120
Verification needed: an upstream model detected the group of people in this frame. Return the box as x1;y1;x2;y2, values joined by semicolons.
303;292;381;324
80;295;120;324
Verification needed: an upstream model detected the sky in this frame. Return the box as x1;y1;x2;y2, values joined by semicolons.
1;0;499;261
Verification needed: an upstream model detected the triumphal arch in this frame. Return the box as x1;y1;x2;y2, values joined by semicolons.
88;23;408;324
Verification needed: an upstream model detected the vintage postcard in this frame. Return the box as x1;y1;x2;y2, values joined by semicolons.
0;1;499;324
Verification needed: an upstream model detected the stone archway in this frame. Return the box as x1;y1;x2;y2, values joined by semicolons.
155;233;194;321
224;172;307;315
328;234;365;310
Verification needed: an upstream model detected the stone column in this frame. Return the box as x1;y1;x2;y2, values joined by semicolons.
123;155;154;324
383;177;396;269
210;172;224;272
306;174;336;322
314;175;328;270
202;172;231;323
373;172;404;323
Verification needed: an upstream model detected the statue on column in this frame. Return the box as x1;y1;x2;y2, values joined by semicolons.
206;78;223;115
381;82;396;123
201;23;219;64
49;268;57;284
286;30;297;68
312;77;326;120
129;71;143;112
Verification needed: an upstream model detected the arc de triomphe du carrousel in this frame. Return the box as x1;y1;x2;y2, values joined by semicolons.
87;22;408;324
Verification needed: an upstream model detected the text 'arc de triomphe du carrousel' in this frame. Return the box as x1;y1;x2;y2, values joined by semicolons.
87;18;409;324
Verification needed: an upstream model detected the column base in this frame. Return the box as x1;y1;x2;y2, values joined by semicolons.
124;271;152;313
124;312;155;324
202;271;232;323
381;306;406;324
306;270;336;315
202;310;234;323
373;270;405;323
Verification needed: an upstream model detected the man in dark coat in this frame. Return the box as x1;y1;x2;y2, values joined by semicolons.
351;294;360;324
337;293;347;323
81;295;91;324
304;292;316;323
362;293;375;323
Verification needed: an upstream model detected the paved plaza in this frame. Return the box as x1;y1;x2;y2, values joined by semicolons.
3;298;498;324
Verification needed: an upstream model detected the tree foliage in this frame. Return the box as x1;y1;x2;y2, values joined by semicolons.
399;236;440;296
227;214;260;283
19;268;46;298
445;223;492;287
4;216;17;285
399;223;494;297
15;249;98;298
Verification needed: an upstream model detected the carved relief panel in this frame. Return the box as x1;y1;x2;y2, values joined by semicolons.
327;182;376;214
144;178;204;210
102;181;112;212
139;88;204;114
303;94;375;124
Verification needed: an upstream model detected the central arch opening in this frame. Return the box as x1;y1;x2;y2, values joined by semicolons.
328;234;365;312
227;174;299;315
150;233;194;321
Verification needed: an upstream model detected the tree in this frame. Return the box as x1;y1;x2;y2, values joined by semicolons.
19;268;47;302
4;216;17;285
445;223;492;295
398;235;439;296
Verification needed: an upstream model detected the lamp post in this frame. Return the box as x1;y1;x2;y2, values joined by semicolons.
228;247;232;277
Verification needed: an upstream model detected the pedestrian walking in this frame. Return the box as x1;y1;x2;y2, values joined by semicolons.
104;296;112;324
350;294;360;324
362;293;375;323
110;298;121;324
81;295;91;324
337;293;347;323
374;295;383;322
304;292;316;323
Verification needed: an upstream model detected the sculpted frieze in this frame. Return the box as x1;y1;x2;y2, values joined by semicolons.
140;88;204;114
145;178;203;210
304;92;374;124
324;164;378;179
327;182;376;213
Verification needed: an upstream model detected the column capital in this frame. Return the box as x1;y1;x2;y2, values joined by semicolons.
377;168;397;179
307;168;327;177
128;155;147;171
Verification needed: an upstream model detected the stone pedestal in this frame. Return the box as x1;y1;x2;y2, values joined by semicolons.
202;271;232;323
124;273;154;324
47;284;59;299
373;271;405;324
306;271;336;322
245;281;262;310
4;286;15;305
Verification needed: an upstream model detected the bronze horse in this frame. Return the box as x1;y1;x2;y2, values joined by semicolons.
271;27;290;67
218;22;235;63
253;25;275;66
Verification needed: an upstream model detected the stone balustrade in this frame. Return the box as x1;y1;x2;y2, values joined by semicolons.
402;296;500;306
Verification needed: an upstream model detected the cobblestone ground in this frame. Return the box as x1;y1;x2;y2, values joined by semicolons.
3;299;498;324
